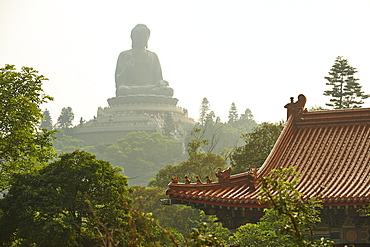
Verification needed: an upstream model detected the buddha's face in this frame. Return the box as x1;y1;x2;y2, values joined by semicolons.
131;27;150;49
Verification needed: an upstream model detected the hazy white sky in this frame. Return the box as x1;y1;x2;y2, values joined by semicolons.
1;0;370;125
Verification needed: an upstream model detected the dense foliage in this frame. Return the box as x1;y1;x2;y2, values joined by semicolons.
53;129;87;153
230;210;292;246
231;168;333;247
130;186;230;245
193;98;257;156
0;65;55;192
258;168;332;246
149;129;228;188
231;121;284;174
86;131;186;186
0;151;177;246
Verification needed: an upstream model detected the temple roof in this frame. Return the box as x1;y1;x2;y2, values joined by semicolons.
166;95;370;208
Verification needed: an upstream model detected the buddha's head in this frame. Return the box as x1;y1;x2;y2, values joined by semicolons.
131;24;150;49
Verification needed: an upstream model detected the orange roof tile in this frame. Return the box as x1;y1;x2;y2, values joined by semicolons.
167;95;370;208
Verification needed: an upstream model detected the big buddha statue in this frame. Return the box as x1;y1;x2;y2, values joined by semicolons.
74;24;195;145
115;24;174;97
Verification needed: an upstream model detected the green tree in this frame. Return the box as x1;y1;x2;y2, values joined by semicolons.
0;151;177;246
324;56;369;109
240;108;253;121
0;65;55;192
237;108;256;126
149;129;227;188
197;99;258;157
198;106;257;157
199;97;210;125
231;168;333;247
230;210;293;247
130;186;230;246
40;109;53;131
258;168;332;246
187;222;228;247
230;108;258;137
194;121;224;154
53;130;86;154
228;102;239;124
88;131;185;186
231;121;284;174
195;116;251;156
57;106;74;129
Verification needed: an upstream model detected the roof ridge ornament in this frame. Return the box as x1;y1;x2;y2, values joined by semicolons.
171;176;179;183
184;175;191;184
284;94;308;120
216;167;231;183
246;167;258;192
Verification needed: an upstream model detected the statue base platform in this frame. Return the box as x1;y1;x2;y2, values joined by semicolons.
108;95;178;106
73;95;195;145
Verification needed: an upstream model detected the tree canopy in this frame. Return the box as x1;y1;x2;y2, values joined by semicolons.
130;185;230;245
40;109;53;131
231;121;284;174
231;168;332;247
199;97;210;125
192;99;257;157
87;131;185;186
228;102;239;124
149;129;228;188
57;106;75;129
258;168;331;246
0;65;55;192
0;150;177;246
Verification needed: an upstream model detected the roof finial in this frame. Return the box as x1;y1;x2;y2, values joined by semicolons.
184;175;191;184
215;167;231;183
284;94;307;120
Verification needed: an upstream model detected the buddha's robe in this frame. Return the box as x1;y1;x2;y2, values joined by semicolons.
115;49;173;97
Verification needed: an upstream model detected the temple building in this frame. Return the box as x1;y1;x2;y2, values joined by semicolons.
166;94;370;246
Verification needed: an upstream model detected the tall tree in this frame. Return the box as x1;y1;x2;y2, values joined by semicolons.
40;109;53;131
228;102;239;124
323;56;369;109
0;65;55;192
205;111;217;124
57;106;74;129
234;108;257;132
240;108;254;122
199;97;210;125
